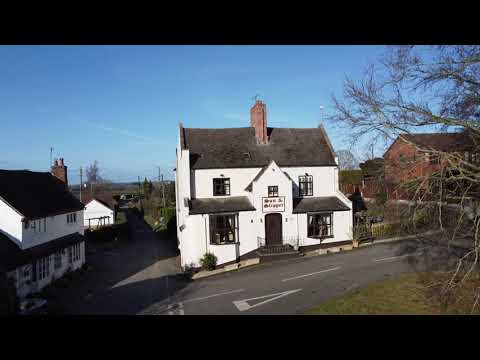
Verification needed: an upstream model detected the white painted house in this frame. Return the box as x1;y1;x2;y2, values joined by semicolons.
0;159;86;298
175;100;353;269
83;198;115;229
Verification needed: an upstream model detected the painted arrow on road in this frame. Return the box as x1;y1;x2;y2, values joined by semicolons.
233;289;302;312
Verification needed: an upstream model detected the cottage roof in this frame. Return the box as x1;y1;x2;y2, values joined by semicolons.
189;196;256;215
0;232;84;272
292;196;350;213
80;190;115;210
182;126;337;170
0;170;85;220
384;132;476;158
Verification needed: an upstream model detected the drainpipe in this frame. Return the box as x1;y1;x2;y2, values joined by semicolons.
296;213;300;250
204;215;208;255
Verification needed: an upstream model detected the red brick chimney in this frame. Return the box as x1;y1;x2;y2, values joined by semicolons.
51;157;68;188
250;100;268;144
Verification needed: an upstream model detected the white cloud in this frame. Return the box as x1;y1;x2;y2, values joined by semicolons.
82;120;158;145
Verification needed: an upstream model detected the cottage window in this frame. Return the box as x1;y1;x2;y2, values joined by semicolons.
37;256;50;280
209;214;237;245
472;153;479;163
54;251;62;269
67;213;77;224
24;221;29;229
73;243;81;262
213;178;230;196
464;152;470;162
268;186;278;197
307;212;333;238
68;246;73;264
299;175;313;196
22;265;31;280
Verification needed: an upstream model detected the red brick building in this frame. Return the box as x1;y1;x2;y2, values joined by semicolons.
384;132;477;184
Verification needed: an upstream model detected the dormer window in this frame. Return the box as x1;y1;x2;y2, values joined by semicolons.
213;178;230;196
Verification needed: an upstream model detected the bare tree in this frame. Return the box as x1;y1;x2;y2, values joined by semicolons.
336;149;359;170
330;45;480;312
86;160;104;194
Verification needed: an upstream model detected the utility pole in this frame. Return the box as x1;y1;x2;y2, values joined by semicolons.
137;176;141;196
162;173;166;209
79;167;83;202
50;147;53;168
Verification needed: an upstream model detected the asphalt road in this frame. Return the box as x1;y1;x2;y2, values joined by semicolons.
143;239;439;315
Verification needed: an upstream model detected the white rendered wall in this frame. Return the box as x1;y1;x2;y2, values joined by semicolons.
283;166;336;197
0;198;23;247
193;168;262;198
84;200;114;227
22;210;85;249
13;241;86;298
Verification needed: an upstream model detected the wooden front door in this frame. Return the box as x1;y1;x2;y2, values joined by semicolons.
265;213;282;246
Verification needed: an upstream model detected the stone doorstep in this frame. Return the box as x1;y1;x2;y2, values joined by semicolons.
192;258;261;280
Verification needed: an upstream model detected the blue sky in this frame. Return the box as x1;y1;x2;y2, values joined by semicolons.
0;45;386;184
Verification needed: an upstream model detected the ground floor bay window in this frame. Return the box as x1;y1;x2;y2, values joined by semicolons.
209;213;238;245
307;212;333;238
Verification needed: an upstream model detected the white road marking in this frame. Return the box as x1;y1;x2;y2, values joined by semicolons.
179;302;185;315
374;246;432;262
181;289;246;304
281;266;342;282
375;253;419;262
233;289;302;312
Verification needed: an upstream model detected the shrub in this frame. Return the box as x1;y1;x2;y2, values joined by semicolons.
374;191;388;207
199;253;217;271
413;208;431;228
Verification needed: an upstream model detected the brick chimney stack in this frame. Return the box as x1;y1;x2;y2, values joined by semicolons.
250;100;268;144
51;157;68;188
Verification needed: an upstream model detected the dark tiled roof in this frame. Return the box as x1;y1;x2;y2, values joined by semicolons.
183;126;337;169
189;196;256;215
385;132;476;157
292;196;351;213
244;163;294;192
348;191;368;213
80;190;115;210
0;170;85;220
0;232;84;272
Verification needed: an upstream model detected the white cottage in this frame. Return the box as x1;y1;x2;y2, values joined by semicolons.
175;100;353;269
0;159;86;298
83;197;115;229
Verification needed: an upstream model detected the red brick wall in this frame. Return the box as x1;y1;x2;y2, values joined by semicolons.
384;138;444;183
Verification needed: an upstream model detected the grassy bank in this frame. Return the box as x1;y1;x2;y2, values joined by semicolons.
305;272;480;315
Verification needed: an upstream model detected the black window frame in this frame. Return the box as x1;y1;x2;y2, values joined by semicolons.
268;186;278;197
307;212;333;239
209;213;238;245
298;175;313;196
54;251;62;269
213;178;231;196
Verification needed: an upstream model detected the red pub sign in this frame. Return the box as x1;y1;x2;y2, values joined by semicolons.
262;196;285;213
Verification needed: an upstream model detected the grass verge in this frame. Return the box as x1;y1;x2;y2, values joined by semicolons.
305;272;480;315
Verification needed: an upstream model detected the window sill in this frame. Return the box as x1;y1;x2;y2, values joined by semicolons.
307;235;334;240
209;242;238;246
